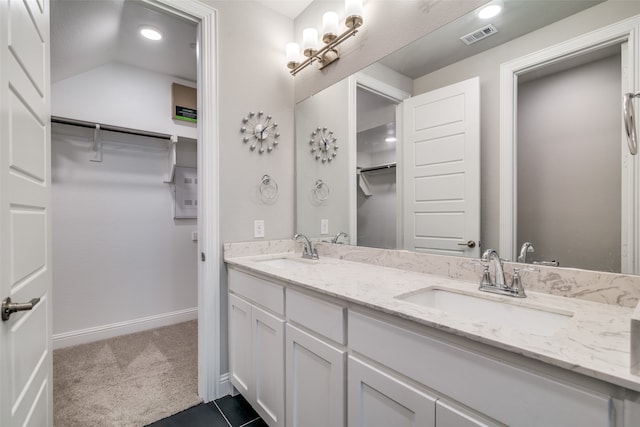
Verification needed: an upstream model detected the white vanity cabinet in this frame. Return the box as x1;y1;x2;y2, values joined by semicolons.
285;288;347;427
227;264;628;427
228;270;285;427
435;400;497;427
349;310;619;427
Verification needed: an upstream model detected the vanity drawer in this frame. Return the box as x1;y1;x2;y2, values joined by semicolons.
349;310;615;427
228;268;284;315
286;288;345;344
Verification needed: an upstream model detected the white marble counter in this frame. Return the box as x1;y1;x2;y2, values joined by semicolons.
224;240;640;392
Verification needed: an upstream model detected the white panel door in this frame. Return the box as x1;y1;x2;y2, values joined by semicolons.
0;0;52;426
403;77;480;257
253;305;285;427
286;324;345;427
348;356;436;427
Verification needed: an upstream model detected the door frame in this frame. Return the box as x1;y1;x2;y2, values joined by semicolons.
347;73;410;247
143;0;222;400
499;15;639;272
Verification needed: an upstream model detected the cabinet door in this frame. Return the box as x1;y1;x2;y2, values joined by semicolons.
348;356;436;427
436;400;497;427
253;305;285;427
229;294;253;399
286;324;346;427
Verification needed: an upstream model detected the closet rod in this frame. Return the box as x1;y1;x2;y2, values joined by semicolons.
358;162;397;173
51;116;173;141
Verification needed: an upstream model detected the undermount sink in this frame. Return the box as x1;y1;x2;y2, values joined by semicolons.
253;256;318;268
395;287;573;337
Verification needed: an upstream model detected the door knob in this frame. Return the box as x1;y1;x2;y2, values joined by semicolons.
458;240;477;248
2;297;40;321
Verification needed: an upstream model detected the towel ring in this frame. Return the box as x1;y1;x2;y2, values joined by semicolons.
623;92;640;155
259;174;278;200
314;179;330;201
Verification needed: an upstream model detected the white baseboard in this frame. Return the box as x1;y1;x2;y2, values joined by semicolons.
53;307;198;350
218;373;232;399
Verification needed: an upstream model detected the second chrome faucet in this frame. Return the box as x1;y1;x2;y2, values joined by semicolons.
479;249;526;298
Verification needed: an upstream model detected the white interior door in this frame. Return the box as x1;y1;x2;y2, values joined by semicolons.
402;76;480;257
0;0;52;426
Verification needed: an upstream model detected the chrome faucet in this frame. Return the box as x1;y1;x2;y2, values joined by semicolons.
294;233;318;260
479;249;526;298
331;232;348;244
518;242;535;263
481;249;506;288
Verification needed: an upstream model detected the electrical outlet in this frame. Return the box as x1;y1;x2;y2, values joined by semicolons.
254;220;265;238
321;219;329;235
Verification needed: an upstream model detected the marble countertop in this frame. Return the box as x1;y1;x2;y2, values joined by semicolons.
224;243;640;392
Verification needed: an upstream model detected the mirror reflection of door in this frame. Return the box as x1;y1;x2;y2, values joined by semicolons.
402;77;481;258
356;87;400;249
516;44;623;272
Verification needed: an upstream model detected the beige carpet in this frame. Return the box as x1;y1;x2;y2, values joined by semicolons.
53;320;202;427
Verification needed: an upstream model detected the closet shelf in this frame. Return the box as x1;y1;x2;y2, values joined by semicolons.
357;162;397;173
51;116;174;141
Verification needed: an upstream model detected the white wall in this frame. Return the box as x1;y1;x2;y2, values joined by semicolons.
52;62;197;139
413;1;640;252
51;124;197;345
517;54;621;272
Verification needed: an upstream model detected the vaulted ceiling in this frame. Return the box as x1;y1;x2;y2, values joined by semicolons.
50;0;314;84
51;0;198;83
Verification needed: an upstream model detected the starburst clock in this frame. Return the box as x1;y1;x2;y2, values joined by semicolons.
240;111;279;153
310;127;338;162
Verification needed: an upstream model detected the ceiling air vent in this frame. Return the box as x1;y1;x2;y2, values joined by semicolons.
460;24;498;45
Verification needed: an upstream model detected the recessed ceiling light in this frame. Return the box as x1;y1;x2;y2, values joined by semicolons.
478;4;502;19
140;26;162;41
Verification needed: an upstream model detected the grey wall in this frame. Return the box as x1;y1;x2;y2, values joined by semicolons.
413;1;640;253
517;53;621;272
295;79;350;238
357;169;397;249
201;0;295;374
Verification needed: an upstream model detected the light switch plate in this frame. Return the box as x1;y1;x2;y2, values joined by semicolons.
321;219;329;235
254;220;265;238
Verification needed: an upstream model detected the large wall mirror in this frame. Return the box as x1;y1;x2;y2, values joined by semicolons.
295;0;640;274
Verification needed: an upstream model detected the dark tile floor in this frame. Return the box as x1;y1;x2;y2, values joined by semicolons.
146;394;267;427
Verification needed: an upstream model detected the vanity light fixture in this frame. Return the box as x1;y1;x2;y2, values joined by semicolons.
385;137;397;143
140;26;162;41
286;0;363;75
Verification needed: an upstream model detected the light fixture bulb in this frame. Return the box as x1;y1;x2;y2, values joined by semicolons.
322;11;339;43
286;42;301;68
302;27;319;57
140;26;162;41
385;137;397;143
478;4;502;19
345;0;363;28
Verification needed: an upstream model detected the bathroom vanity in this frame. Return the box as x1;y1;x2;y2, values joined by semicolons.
224;240;640;427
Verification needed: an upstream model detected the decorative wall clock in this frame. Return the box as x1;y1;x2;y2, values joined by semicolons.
241;111;279;153
310;127;338;162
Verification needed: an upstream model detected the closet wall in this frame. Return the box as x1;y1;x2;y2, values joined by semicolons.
356;88;398;249
51;63;198;348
